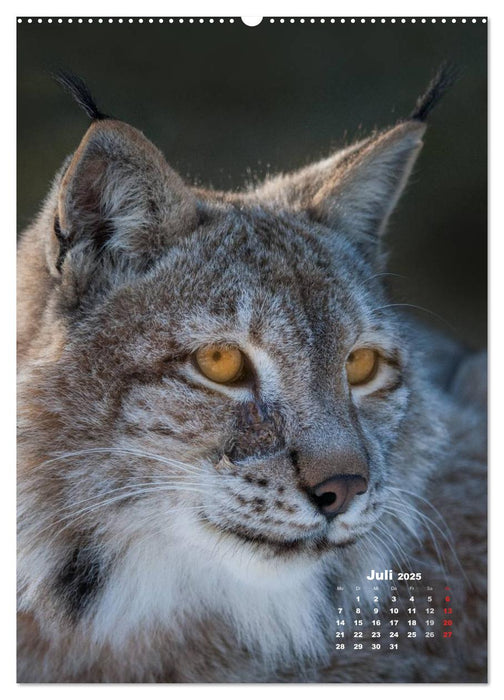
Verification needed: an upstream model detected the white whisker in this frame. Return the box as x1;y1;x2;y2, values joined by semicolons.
30;446;206;476
30;483;207;542
370;303;455;332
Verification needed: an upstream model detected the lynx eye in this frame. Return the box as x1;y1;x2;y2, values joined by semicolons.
346;348;379;386
195;346;245;384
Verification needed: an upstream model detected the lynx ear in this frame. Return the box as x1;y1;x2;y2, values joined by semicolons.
49;119;197;275
255;120;425;251
312;121;425;242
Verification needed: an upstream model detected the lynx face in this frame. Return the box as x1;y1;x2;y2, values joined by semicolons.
51;204;409;564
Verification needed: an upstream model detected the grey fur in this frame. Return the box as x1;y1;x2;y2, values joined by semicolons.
17;83;486;682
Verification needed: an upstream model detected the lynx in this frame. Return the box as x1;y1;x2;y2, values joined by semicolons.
17;69;487;682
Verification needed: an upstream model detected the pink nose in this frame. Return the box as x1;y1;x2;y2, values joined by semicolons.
310;475;368;519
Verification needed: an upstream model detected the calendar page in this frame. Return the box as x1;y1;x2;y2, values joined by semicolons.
336;581;459;658
17;12;487;683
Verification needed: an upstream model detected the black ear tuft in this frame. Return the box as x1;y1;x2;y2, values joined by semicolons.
410;62;459;122
53;70;110;121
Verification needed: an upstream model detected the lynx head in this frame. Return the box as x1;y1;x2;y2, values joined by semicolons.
18;69;453;653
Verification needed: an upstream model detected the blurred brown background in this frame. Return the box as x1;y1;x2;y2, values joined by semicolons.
17;18;487;349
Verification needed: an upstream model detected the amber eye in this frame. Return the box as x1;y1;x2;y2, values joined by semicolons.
195;345;245;384
346;348;379;386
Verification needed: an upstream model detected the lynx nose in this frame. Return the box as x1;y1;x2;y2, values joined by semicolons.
310;475;368;519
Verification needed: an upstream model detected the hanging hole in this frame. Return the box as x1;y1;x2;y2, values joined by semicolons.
241;17;263;27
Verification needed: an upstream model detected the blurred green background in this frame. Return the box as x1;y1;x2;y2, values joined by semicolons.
17;18;487;348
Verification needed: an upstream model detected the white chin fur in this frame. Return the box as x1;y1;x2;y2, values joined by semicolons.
89;507;331;665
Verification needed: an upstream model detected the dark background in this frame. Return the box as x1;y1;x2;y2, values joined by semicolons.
17;18;487;348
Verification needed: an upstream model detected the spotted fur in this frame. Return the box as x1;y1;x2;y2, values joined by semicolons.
17;74;486;682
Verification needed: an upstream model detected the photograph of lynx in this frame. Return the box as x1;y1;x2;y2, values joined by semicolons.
17;19;487;683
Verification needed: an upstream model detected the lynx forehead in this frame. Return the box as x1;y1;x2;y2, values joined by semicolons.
17;67;486;682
